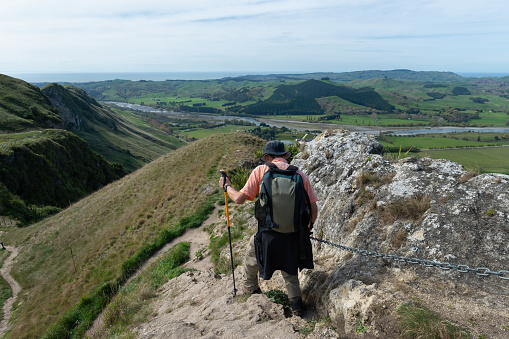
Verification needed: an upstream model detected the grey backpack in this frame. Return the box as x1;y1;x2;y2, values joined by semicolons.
255;162;311;233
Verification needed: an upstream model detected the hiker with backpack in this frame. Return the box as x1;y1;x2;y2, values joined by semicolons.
218;140;318;316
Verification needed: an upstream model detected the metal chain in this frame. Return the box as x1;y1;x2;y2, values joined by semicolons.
310;236;509;281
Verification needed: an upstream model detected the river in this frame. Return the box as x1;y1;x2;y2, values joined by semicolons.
104;101;259;125
104;102;509;135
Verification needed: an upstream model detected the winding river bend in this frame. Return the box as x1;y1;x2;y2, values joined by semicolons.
105;102;509;135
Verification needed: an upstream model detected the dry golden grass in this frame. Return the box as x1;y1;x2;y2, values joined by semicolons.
4;133;263;339
458;171;478;183
378;194;431;225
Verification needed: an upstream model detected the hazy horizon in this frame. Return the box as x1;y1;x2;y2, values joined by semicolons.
5;70;509;84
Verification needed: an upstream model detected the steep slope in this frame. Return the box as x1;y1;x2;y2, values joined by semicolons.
4;133;263;339
0;74;62;132
41;83;184;172
0;74;186;225
128;130;508;339
0;75;126;224
0;129;123;224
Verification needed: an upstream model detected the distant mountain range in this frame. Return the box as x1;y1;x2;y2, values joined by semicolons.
227;69;468;82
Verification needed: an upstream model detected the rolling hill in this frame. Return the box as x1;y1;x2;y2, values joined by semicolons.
0;74;186;225
3;133;263;338
244;79;395;115
41;83;185;172
0;74;62;132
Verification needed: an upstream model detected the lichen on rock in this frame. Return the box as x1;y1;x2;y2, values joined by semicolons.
293;129;509;338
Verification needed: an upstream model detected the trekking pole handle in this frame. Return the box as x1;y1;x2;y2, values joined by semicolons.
220;170;228;192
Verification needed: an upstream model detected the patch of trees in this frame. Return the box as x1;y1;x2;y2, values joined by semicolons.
244;80;394;115
249;125;289;140
244;95;322;115
423;84;447;88
443;110;479;123
318;113;341;121
221;88;252;103
222;102;237;106
470;97;489;104
427;92;446;99
452;87;471;96
249;126;277;140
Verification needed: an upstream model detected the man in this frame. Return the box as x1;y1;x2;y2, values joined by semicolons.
219;140;318;316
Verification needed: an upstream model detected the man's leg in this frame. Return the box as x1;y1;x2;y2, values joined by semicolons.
281;271;301;299
281;271;305;316
242;233;260;293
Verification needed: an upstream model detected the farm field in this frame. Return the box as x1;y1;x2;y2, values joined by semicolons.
129;95;258;109
378;132;509;150
375;132;509;174
419;147;509;175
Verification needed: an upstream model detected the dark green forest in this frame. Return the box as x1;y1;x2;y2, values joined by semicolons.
244;80;394;115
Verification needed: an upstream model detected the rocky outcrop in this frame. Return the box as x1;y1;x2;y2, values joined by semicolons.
128;130;508;338
292;129;509;338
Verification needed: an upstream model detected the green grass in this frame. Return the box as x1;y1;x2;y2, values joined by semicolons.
0;74;61;132
0;130;41;144
472;111;509;126
379;134;509;150
0;250;13;313
397;303;469;338
130;95;258;109
378;133;509;174
43;198;215;339
420;147;509;174
184;124;257;139
79;107;185;172
99;242;192;338
5;133;263;339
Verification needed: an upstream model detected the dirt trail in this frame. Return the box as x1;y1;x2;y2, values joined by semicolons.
86;205;222;338
0;246;21;337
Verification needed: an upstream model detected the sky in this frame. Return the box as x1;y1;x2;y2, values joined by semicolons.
1;0;509;76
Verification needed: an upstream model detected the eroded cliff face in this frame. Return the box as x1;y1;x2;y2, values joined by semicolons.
292;129;509;337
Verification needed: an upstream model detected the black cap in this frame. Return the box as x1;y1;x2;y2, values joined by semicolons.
261;140;291;162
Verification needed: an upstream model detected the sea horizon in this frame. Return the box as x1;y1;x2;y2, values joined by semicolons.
5;71;256;84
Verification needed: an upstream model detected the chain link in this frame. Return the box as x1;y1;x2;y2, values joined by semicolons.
310;236;508;281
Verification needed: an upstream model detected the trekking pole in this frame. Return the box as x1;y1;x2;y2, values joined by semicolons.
220;170;238;296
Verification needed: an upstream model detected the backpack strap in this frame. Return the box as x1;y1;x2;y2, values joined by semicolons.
265;162;299;174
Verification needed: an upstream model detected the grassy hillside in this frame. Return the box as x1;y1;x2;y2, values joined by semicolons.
0;74;62;132
0;74;193;226
41;83;185;172
3;133;263;339
0;129;124;224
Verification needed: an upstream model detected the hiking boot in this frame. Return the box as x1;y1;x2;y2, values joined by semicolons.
242;286;262;295
290;297;305;316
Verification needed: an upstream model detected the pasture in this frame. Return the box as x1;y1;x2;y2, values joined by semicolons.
419;147;509;174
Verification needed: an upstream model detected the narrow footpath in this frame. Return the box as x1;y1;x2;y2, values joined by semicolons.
0;246;21;337
85;204;221;338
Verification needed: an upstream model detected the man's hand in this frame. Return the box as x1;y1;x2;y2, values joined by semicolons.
219;176;232;189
